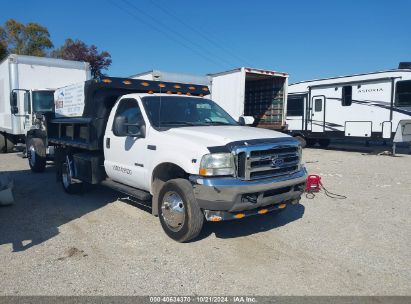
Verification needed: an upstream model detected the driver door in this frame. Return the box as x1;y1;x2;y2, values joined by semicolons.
104;98;148;190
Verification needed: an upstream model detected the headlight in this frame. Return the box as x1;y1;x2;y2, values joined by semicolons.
199;153;235;176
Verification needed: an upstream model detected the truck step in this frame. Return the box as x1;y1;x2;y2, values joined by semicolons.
101;179;152;201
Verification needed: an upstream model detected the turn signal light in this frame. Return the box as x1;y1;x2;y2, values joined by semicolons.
234;213;245;219
122;80;132;85
278;203;286;209
258;209;268;214
141;82;149;87
102;79;112;83
209;216;222;222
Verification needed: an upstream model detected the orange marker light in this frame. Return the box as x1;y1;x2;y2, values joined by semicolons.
199;93;204;97
159;83;166;88
174;84;181;89
102;79;112;83
188;86;195;90
177;92;182;95
186;92;191;96
199;168;207;176
209;216;222;222
202;87;209;91
141;82;149;87
234;213;245;219
258;209;268;214
166;91;172;94
278;203;287;209
122;80;132;85
148;90;154;94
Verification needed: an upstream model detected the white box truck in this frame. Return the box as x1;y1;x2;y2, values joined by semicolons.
209;67;289;130
0;54;91;153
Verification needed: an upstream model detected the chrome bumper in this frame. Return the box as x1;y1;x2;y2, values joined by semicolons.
189;166;307;214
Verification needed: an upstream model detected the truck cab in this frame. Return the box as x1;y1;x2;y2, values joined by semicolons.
39;78;307;242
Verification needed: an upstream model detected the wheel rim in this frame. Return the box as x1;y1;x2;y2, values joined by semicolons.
161;191;185;232
62;156;72;189
28;145;36;167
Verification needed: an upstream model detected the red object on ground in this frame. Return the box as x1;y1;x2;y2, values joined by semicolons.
305;174;322;193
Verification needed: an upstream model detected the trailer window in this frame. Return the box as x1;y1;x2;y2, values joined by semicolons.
314;98;322;112
395;80;411;107
342;86;352;106
287;95;304;116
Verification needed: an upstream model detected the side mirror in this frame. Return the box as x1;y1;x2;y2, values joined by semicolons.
113;116;146;138
10;92;18;114
239;116;255;126
24;92;31;114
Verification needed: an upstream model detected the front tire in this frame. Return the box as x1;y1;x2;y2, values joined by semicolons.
27;138;46;172
158;178;204;242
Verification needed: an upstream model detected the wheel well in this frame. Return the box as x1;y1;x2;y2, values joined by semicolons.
151;163;188;216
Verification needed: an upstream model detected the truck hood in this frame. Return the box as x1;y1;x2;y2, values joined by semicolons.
164;125;291;148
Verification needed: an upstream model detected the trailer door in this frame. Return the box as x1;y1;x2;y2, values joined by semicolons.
311;96;325;132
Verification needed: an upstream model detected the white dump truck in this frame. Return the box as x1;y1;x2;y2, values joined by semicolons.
0;54;90;153
30;77;307;242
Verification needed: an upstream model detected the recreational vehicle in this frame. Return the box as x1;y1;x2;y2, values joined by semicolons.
286;64;411;148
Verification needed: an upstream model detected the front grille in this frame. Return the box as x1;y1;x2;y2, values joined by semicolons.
235;144;300;180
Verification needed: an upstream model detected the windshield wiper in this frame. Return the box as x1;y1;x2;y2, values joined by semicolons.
203;121;233;125
160;121;199;126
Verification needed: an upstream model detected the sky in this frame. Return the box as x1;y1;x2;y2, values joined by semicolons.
1;0;410;82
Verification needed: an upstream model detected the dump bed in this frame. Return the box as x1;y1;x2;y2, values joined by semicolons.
46;77;210;151
209;67;288;130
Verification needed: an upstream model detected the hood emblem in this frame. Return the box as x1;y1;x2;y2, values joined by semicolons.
271;157;284;168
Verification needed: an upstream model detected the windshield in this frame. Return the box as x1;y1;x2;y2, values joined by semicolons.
142;96;238;128
32;91;55;112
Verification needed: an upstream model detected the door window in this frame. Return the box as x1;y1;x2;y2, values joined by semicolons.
113;98;144;135
314;98;323;112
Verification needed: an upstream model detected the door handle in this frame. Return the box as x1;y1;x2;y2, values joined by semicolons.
106;138;110;149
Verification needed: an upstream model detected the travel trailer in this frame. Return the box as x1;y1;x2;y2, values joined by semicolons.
0;54;91;153
286;64;411;147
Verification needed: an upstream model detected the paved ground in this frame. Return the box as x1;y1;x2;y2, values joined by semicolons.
0;143;410;296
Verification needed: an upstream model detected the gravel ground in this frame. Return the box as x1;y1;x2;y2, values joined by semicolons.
0;144;410;296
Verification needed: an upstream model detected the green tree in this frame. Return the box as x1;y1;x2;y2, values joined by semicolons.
51;38;112;78
0;19;53;60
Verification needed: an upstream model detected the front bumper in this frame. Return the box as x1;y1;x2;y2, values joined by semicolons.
189;166;307;218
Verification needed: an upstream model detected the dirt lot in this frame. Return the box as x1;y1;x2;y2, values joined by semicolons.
0;144;410;296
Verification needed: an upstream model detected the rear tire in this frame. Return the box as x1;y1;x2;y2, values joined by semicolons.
318;138;331;148
306;138;317;147
294;135;307;148
27;138;46;172
61;154;83;194
0;133;14;153
158;178;204;242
